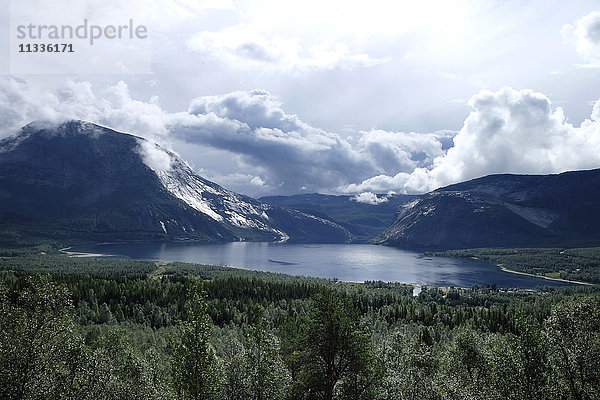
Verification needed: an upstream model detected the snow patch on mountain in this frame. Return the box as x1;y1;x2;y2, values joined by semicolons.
138;139;288;241
156;168;224;222
401;199;420;210
132;134;348;243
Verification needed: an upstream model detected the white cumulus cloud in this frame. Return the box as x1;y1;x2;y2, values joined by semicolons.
340;87;600;194
592;99;600;121
137;140;173;172
357;129;446;174
563;11;600;67
351;192;389;205
0;78;169;138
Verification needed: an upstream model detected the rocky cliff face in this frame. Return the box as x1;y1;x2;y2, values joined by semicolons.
0;121;352;244
374;170;600;250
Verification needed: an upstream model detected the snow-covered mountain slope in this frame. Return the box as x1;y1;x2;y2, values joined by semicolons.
0;120;352;244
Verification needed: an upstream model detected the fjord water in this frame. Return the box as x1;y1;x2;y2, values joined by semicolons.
77;242;572;288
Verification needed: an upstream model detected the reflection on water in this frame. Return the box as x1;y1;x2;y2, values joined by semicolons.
75;242;574;289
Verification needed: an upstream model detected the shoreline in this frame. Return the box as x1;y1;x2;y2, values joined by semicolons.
498;264;593;286
58;245;595;286
59;246;111;258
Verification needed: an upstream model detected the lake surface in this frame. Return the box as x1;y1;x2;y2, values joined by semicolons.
75;242;574;288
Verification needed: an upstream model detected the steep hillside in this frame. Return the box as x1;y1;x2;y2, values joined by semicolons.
0;121;352;244
374;170;600;250
261;193;415;242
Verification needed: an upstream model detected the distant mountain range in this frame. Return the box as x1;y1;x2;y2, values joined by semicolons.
3;120;599;251
0;121;352;245
373;169;600;250
260;193;415;242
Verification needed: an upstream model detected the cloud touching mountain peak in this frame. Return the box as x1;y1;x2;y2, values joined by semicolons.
0;120;352;244
1;78;599;197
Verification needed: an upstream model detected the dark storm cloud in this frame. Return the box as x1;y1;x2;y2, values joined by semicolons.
170;90;377;193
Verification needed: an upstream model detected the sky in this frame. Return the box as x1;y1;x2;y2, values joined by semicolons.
1;0;600;199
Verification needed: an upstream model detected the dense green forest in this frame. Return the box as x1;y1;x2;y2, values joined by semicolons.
1;253;599;399
430;247;600;284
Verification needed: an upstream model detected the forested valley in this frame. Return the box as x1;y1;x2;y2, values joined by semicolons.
431;247;600;284
1;254;599;400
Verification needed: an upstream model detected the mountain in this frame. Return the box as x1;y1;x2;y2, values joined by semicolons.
260;193;416;242
0;121;352;244
374;169;600;251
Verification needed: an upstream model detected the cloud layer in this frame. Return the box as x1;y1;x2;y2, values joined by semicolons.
187;24;389;73
1;77;599;197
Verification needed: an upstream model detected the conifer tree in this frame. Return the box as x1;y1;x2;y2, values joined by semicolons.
170;281;219;400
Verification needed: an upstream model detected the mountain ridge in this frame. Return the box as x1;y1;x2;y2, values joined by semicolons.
374;169;600;250
260;192;416;242
0;120;352;245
